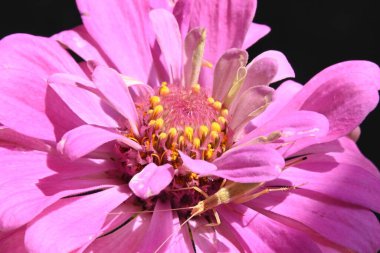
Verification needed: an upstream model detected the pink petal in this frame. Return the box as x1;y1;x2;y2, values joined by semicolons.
129;163;174;199
251;190;380;252
25;186;131;253
212;49;248;102
212;146;284;183
150;9;183;84
0;148;113;230
0;127;50;152
229;86;274;133
178;151;218;176
139;200;174;253
76;0;154;82
52;26;108;66
58;124;141;160
242;50;295;90
92;66;139;135
242;22;271;49
163;212;193;252
281;61;380;140
0;227;28;253
48;73;121;128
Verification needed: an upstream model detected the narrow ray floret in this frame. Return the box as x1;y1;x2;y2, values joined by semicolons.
0;0;380;252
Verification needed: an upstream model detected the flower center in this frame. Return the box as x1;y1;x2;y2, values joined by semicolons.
118;83;232;217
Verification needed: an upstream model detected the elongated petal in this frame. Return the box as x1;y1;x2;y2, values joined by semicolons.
212;146;284;183
150;9;183;84
92;66;139;135
178;151;218;176
212;49;248;102
251;191;380;252
0;127;50;152
48;74;120;128
242;23;271;49
58;124;141;160
129;163;174;199
76;0;153;82
25;186;131;253
281;61;380;140
0;227;28;253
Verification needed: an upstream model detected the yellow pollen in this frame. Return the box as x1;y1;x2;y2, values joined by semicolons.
168;127;178;137
211;122;221;132
193;137;201;149
205;145;214;160
150;96;161;106
159;85;170;96
178;136;185;146
161;81;168;86
191;84;201;93
218;116;226;125
184;126;194;141
221;109;229;117
207;97;215;104
189;172;198;180
155;118;164;129
158;132;167;140
152;105;164;118
213;101;222;110
147;109;154;115
198;125;209;138
148;120;156;127
210;130;219;141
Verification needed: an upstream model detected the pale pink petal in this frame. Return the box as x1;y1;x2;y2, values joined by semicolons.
150;9;183;84
49;72;96;89
150;0;175;11
183;28;206;89
0;227;28;253
212;146;284;183
0;127;50;152
241;50;295;92
84;213;151;253
164;212;193;253
129;163;174;199
239;111;329;150
242;23;271;49
76;0;154;82
229;86;274;133
52;27;108;65
92;66;139;135
25;186;131;253
281;61;380;140
58;124;141;160
0;148;114;230
178;151;217;176
172;0;194;40
139;200;174;253
212;49;248;102
251;191;380;252
48;74;121;128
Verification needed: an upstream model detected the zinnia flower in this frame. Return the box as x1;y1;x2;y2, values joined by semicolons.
1;1;379;252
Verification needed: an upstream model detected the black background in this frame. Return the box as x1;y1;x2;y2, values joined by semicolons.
0;0;379;167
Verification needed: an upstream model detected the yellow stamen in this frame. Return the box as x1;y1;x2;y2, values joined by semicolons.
168;127;178;137
189;172;198;180
221;108;229;117
191;84;201;93
155;118;164;129
159;85;170;96
152;105;163;118
198;125;209;138
210;130;219;141
150;96;161;106
158;132;167;140
213;101;222;110
205;145;214;160
148;120;156;127
207;97;215;104
217;116;226;126
211;122;221;132
184;126;194;141
178;136;185;146
193;137;201;149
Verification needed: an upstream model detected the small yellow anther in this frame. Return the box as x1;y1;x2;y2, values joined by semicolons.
210;130;219;141
218;116;226;125
211;122;221;132
221;109;229;117
147;109;154;115
178;135;185;146
207;97;215;104
152;105;164;118
184;126;194;141
148;120;156;127
193;137;201;149
161;81;168;86
205;146;214;160
155;118;164;129
168;127;178;137
159;85;170;96
158;132;167;140
189;172;198;180
198;125;209;138
213;101;222;110
150;96;161;106
192;84;201;93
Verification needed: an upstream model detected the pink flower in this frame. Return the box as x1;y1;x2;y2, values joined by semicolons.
0;1;379;252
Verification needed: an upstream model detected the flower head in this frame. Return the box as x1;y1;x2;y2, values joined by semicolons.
0;0;380;252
